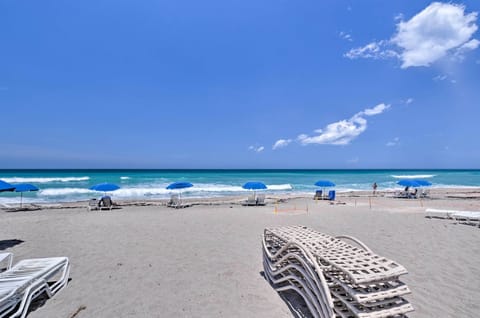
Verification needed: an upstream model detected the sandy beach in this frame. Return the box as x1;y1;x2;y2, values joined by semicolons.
2;188;480;318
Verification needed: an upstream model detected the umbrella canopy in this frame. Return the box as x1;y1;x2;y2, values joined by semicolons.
397;179;421;188
14;183;39;192
314;180;336;187
13;183;39;208
242;181;267;190
166;182;193;190
413;179;432;187
0;180;15;192
89;183;120;192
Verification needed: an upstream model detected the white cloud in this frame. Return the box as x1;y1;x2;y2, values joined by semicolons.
272;139;292;150
345;3;479;68
394;3;479;68
362;103;390;116
344;41;398;60
339;31;353;42
297;103;390;146
453;39;480;60
405;98;414;104
248;145;264;153
386;137;400;147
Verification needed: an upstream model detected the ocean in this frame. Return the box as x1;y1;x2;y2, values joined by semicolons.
0;169;479;204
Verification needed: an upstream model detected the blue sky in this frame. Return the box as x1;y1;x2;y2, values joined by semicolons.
1;0;479;169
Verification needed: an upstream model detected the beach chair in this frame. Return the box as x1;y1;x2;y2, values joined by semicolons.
0;255;70;318
243;194;257;206
313;190;322;200
87;198;99;211
0;253;13;273
420;189;430;198
98;196;114;210
262;226;413;318
167;194;186;208
256;194;266;206
328;190;335;201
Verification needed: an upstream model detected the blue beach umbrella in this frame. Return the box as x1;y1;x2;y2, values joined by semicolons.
242;182;267;190
13;183;39;208
397;179;421;188
90;183;120;197
314;180;336;187
242;181;267;199
166;182;193;201
314;180;335;198
166;182;193;190
0;180;15;192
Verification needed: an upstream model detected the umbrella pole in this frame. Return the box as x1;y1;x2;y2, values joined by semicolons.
20;192;23;208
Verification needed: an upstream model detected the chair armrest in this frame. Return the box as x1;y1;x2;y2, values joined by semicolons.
0;252;13;271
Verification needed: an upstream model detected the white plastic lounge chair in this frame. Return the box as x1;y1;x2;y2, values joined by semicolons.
0;253;12;273
243;194;257;206
256;194;266;206
0;256;70;318
167;194;180;208
87;198;99;211
262;226;413;318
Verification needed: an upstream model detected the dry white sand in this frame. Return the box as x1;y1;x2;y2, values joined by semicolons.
1;189;480;317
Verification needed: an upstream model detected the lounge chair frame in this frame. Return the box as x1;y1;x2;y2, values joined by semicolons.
262;226;413;318
0;256;70;318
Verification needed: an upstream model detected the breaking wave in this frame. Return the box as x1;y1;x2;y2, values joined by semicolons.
391;175;435;179
2;176;90;183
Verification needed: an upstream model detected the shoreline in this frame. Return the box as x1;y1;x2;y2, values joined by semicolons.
4;187;480;213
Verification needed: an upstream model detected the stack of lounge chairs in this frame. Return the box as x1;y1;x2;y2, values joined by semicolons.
262;226;413;318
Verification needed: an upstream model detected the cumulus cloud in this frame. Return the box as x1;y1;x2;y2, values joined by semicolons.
248;145;264;153
297;103;390;146
345;2;479;68
272;139;292;150
386;137;400;147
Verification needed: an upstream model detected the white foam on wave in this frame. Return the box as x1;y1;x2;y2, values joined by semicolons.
115;187;170;197
2;176;90;183
391;175;435;179
267;184;293;190
120;176;130;180
34;182;295;201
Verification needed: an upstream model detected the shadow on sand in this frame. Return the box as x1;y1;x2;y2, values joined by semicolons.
0;239;24;251
259;271;313;318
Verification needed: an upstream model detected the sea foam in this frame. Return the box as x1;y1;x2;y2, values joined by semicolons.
391;175;435;179
2;176;90;183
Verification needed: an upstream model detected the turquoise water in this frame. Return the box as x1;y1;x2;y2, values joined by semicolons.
1;169;479;204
